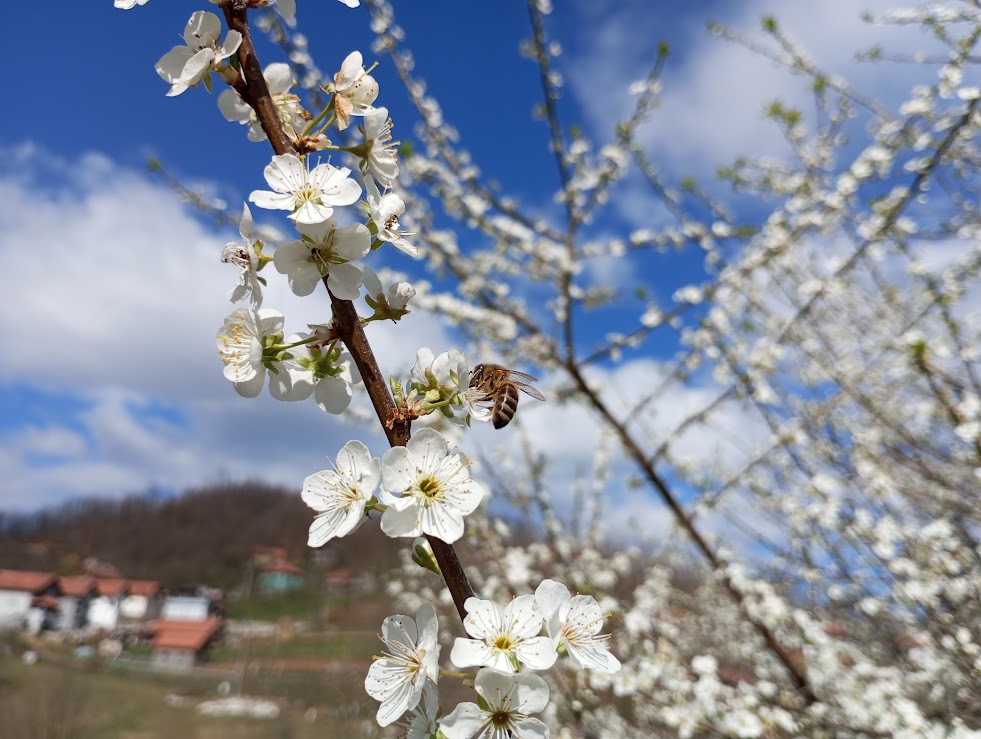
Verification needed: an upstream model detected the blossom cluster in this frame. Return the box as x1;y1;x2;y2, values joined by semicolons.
302;427;485;547
121;1;622;735
365;580;620;734
199;40;416;415
111;0;981;734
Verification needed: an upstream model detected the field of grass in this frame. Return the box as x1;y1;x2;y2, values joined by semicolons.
224;589;328;623
0;649;381;738
211;629;378;663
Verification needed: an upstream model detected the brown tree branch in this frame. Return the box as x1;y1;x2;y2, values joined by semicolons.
221;0;475;621
561;360;818;705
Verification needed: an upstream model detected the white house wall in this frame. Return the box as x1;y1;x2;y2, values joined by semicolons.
87;597;120;630
120;594;148;620
161;596;209;622
0;591;32;629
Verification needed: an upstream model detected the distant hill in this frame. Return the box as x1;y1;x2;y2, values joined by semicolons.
0;481;402;590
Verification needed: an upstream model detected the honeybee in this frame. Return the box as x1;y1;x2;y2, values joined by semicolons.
469;363;546;429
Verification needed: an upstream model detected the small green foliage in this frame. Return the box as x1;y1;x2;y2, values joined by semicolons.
412;540;442;576
909;338;928;364
765;100;802;126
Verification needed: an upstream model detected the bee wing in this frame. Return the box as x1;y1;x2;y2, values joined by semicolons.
504;369;539;383
513;382;546;402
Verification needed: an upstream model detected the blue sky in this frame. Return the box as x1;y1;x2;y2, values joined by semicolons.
0;0;937;517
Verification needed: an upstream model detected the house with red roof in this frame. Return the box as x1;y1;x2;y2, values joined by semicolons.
252;546;305;595
120;579;163;621
148;616;223;670
56;575;96;632
0;570;61;633
86;578;130;631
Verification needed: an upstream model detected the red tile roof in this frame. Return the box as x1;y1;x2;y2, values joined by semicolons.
259;560;302;575
0;570;56;593
58;576;96;598
151;617;222;652
94;578;128;597
126;580;161;597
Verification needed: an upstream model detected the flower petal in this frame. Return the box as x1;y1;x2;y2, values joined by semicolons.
380;501;423;538
314;375;353;414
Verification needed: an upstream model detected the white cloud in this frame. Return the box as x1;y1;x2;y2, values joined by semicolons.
565;0;941;196
0;145;455;511
458;356;770;547
0;145;786;557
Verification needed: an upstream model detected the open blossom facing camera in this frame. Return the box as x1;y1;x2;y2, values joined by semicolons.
302;440;380;547
274;218;370;299
218;63;310;143
250;154;361;225
451;595;558;673
155;11;242;97
379;428;485;544
440;668;551;739
220;203;263;307
365;603;440;727
331;51;379;131
534;579;621;674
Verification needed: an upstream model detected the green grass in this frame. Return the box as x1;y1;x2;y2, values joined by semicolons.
0;656;383;738
210;629;378;663
224;589;328;622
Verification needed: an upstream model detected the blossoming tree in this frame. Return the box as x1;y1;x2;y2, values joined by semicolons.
124;0;622;736
120;0;980;736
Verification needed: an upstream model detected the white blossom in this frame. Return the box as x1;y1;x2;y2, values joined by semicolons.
250;154;361;225
440;668;550;739
220;203;262;307
218;63;309;142
215;308;284;399
331;51;379;131
274;218;370;299
534;579;621;673
155;12;241;97
365;603;440;727
450;595;558;673
276;333;362;414
361;107;399;187
363;266;414;321
379;428;485;543
302;440;380;547
366;176;417;255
